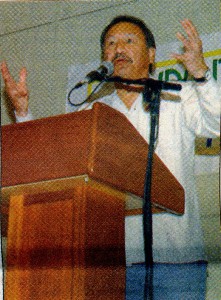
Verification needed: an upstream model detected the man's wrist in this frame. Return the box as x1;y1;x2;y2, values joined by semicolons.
15;108;33;122
193;68;212;83
15;110;29;117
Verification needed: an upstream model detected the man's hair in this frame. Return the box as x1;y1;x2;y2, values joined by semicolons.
100;15;156;51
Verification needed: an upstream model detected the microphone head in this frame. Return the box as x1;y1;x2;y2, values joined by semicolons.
100;61;114;76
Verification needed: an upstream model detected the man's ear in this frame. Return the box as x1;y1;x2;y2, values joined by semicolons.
149;47;156;64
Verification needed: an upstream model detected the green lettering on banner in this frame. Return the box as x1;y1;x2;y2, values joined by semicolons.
158;58;221;82
165;69;182;81
158;69;188;82
158;71;164;81
212;58;221;80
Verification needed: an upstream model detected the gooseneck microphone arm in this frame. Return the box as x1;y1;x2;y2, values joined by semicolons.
68;75;181;107
105;76;182;91
67;61;114;106
74;61;114;89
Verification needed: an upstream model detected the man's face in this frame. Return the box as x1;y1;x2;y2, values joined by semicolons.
103;22;155;80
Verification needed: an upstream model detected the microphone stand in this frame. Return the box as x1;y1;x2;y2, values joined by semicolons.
142;85;161;300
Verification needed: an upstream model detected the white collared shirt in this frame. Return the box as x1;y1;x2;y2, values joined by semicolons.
78;78;220;263
15;78;220;263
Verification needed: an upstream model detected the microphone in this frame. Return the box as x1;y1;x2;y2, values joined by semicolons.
74;61;114;89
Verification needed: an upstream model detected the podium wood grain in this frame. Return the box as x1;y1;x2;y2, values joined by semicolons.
1;103;185;299
5;178;126;300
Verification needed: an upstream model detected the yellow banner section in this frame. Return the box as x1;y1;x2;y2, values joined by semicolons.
156;49;221;68
195;137;220;156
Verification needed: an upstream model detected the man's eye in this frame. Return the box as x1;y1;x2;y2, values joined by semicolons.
108;40;115;46
127;38;133;44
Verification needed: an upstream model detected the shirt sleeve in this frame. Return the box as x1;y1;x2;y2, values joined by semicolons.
15;109;34;123
180;78;220;137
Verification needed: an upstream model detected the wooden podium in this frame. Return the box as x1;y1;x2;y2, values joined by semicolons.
1;103;184;300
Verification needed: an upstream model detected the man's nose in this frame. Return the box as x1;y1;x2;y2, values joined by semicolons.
115;40;126;53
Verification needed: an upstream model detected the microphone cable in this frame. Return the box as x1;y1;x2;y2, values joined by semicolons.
67;79;105;107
